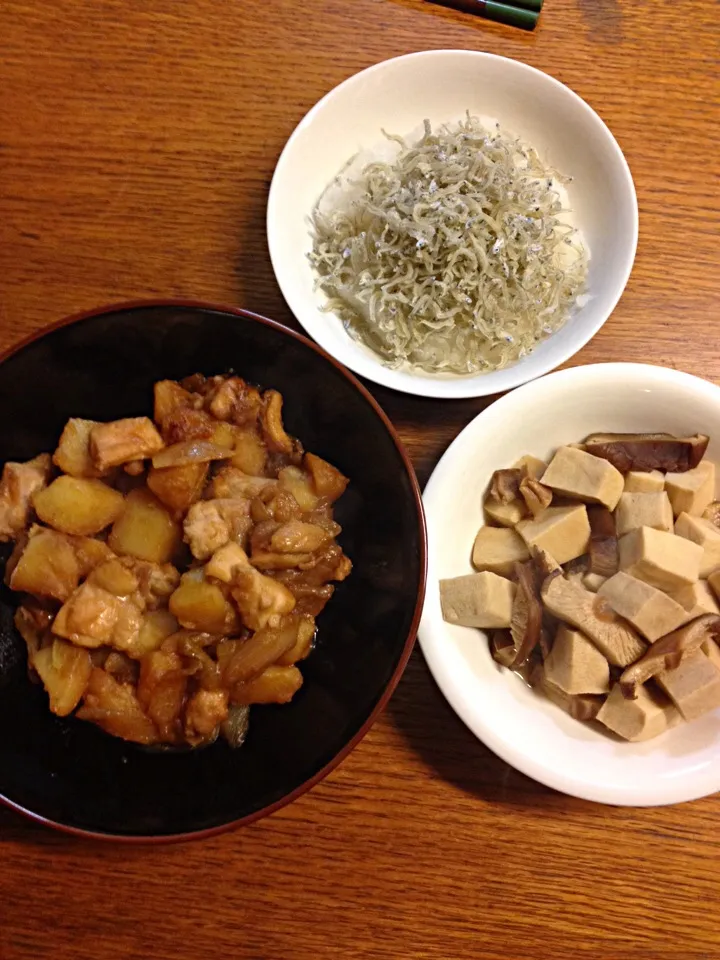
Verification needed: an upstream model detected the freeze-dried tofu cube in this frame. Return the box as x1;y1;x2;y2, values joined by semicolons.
656;649;720;721
674;513;720;578
618;526;702;592
471;527;529;577
624;470;665;494
598;571;688;642
541;446;624;511
439;572;516;628
516;505;590;565
665;461;715;517
614;492;673;537
597;683;679;742
543;624;610;695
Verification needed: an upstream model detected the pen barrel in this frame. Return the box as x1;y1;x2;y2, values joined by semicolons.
433;0;540;29
482;1;539;29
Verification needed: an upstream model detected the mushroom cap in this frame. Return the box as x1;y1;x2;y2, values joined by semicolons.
583;433;709;474
619;614;720;698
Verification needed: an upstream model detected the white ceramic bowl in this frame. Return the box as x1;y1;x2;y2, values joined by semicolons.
419;363;720;805
267;50;638;399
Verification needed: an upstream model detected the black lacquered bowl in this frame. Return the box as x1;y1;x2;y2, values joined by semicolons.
0;301;426;841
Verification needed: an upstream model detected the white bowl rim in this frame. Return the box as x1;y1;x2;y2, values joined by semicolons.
267;50;640;400
418;362;720;806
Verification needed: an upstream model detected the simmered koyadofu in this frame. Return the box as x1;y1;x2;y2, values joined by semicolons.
440;432;720;742
0;375;351;747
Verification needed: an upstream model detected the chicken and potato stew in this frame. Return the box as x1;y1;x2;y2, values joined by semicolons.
441;432;720;741
1;374;351;747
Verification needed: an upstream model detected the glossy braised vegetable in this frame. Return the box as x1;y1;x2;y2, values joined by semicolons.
1;374;351;747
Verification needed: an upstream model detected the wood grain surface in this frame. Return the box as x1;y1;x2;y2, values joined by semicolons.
1;1;719;958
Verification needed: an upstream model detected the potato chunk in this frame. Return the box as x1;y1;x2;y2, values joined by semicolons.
516;505;590;565
77;668;158;744
471;526;529;577
109;488;181;563
169;575;238;634
440;572;516;628
33;476;124;536
53;418;105;478
231;429;267;476
147;461;208;513
32;639;92;716
8;527;80;601
541;446;624;511
232;665;303;704
674;513;720;578
665;461;715;517
618;526;702;592
90;417;164;470
304;453;349;502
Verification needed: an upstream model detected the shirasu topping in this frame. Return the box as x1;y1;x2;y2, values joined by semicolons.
309;115;588;375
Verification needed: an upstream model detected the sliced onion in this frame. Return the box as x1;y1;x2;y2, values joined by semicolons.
152;440;232;469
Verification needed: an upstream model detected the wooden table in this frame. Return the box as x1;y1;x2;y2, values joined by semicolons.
1;2;719;957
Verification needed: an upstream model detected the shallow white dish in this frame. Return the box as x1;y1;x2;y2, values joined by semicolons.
418;363;720;805
267;50;638;399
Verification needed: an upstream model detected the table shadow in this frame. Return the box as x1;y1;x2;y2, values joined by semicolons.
387;646;575;810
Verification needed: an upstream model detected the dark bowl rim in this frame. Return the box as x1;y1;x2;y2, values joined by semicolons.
0;297;428;844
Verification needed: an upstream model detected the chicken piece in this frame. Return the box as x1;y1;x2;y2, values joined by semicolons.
207;466;277;500
161;406;215;445
0;453;52;540
231;567;296;631
205;542;251;583
206;376;263;426
77;668;158;744
269;520;332;554
137;647;187;742
52;581;144;655
184;688;229;744
123;557;180;610
183;498;252;560
89;417;164;470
